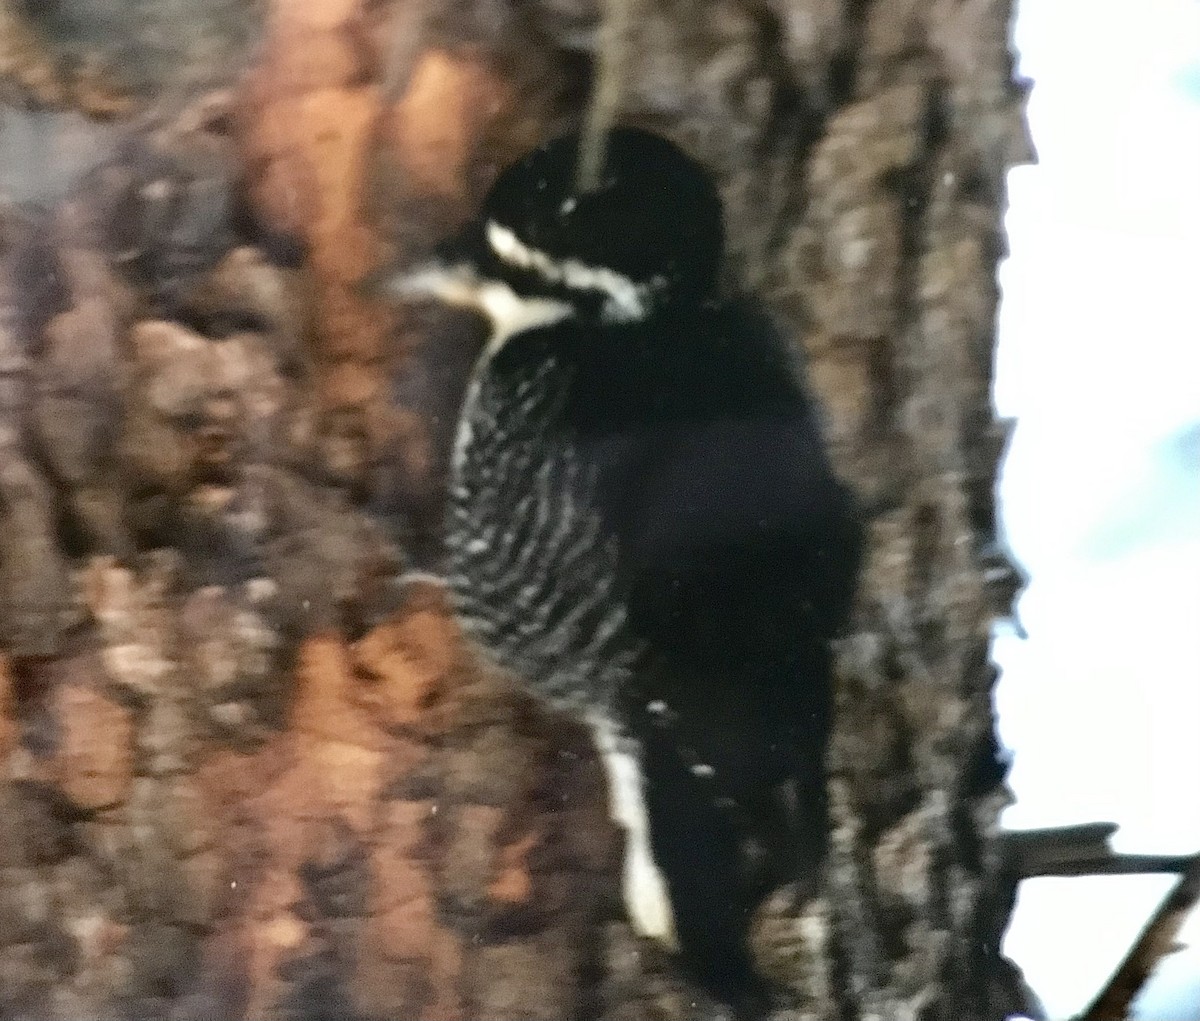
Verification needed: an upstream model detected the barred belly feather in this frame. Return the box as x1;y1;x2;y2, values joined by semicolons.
445;349;642;718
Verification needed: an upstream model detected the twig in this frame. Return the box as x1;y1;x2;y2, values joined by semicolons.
575;0;638;193
1022;852;1198;879
1075;852;1200;1020
1003;823;1196;878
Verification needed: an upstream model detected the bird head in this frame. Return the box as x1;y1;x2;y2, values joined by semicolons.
375;127;725;339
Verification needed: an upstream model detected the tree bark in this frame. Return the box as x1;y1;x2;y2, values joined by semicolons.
0;1;1032;1019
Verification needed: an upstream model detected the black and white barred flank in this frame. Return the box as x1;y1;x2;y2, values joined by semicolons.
446;345;641;717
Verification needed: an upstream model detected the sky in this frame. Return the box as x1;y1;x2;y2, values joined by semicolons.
994;1;1200;1017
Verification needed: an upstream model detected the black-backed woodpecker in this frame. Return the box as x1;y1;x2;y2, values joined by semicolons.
381;127;863;1008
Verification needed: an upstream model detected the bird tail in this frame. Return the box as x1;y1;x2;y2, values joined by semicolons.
634;648;834;1014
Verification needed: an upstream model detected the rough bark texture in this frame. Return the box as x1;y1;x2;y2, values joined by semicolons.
0;0;1032;1019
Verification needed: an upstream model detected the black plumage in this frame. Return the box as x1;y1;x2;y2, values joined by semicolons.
383;127;862;1008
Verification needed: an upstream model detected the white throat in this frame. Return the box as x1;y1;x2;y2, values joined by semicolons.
387;263;573;354
474;279;573;353
447;276;572;476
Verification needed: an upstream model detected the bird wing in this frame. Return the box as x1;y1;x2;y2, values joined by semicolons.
589;405;861;1001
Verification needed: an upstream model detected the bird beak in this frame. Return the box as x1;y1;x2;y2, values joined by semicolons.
360;220;490;308
365;260;485;308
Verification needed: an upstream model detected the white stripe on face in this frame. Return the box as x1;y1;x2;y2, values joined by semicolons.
382;262;573;353
485;220;659;324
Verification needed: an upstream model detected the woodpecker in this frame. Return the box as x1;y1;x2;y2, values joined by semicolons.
380;127;862;1007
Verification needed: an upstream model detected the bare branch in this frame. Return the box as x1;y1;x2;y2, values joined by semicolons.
1076;853;1200;1021
1004;824;1196;878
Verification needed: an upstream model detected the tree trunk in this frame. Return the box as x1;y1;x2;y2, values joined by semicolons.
0;1;1032;1019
